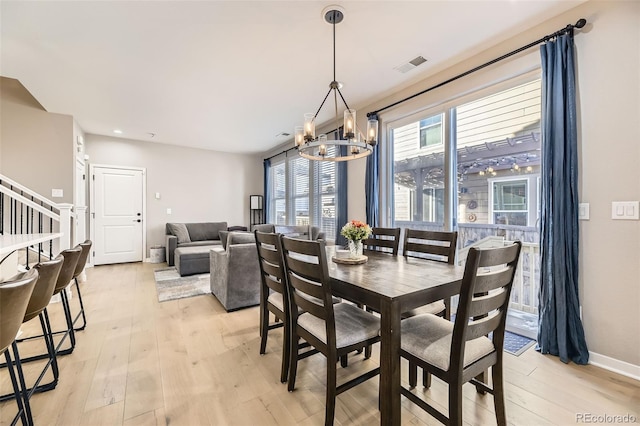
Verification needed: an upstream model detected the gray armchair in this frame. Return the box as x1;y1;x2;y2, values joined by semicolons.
209;232;261;311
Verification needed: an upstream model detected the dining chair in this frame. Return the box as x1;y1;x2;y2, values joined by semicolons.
0;256;63;405
400;241;522;426
281;236;381;426
256;230;290;383
0;268;39;426
402;229;458;387
71;240;92;331
363;227;401;255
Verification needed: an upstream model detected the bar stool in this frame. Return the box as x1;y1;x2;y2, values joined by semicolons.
0;269;39;426
12;247;82;363
0;256;63;403
53;246;82;355
71;240;92;331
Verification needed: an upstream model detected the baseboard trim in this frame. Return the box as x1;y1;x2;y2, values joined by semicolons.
589;351;640;381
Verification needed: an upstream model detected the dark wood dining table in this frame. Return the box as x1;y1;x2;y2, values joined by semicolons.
326;246;464;425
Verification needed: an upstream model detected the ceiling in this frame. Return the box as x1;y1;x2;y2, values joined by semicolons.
1;1;584;155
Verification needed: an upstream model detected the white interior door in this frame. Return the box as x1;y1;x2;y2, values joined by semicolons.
93;166;144;265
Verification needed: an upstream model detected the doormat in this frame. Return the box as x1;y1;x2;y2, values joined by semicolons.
503;331;536;356
153;267;210;302
450;314;535;356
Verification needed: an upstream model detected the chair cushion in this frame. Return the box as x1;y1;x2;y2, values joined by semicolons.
167;223;191;244
298;302;380;349
268;292;338;314
267;292;285;312
402;300;446;318
401;313;495;371
179;240;221;248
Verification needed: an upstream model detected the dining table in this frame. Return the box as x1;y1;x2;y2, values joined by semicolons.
325;246;464;425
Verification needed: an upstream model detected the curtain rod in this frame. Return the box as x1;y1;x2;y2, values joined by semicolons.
263;127;342;162
366;18;586;119
264;146;296;162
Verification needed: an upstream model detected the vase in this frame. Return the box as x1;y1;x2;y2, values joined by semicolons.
348;240;363;258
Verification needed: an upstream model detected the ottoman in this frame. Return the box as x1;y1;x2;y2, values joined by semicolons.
174;247;210;276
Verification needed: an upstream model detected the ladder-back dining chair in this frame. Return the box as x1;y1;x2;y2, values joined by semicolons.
256;231;304;383
402;229;458;387
363;227;401;255
400;241;522;426
281;236;381;426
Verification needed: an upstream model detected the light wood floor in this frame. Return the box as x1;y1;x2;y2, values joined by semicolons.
1;261;639;426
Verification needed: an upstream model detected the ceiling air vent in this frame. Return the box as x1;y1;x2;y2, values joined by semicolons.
275;132;291;138
394;56;427;74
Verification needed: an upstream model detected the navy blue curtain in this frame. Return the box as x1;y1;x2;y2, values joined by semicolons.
336;132;348;246
365;143;379;227
263;159;271;224
537;32;588;364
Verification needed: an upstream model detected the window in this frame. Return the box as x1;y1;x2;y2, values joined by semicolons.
388;79;541;231
266;149;340;241
392;112;445;228
270;160;286;225
289;156;310;225
419;115;443;149
491;179;528;226
314;146;338;240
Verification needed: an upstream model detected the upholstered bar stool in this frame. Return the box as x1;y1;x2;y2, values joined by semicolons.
0;269;39;426
71;240;92;331
0;256;63;404
12;247;81;363
53;246;82;355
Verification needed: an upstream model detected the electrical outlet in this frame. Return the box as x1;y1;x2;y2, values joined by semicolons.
166;208;172;215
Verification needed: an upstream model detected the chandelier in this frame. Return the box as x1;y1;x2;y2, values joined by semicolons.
295;6;378;162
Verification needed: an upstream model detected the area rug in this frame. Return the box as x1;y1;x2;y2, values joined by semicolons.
153;267;210;302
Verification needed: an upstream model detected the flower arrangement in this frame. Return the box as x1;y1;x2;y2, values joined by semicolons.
340;220;373;242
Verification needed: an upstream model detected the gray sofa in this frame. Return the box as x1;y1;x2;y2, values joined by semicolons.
209;232;261;311
165;221;227;267
251;224;326;241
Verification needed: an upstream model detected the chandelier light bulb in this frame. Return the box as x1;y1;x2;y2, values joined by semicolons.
294;127;304;147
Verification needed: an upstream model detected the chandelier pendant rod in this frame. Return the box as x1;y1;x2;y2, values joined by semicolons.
332;10;337;83
313;87;334;121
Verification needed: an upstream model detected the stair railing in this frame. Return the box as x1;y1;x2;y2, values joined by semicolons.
0;173;75;269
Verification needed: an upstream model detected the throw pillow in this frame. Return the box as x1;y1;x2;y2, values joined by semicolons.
167;223;191;244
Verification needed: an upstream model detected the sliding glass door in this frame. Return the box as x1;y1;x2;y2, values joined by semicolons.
385;78;542;337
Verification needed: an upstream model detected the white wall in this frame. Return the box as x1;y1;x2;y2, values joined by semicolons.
343;1;639;370
86;135;263;256
0;77;75;203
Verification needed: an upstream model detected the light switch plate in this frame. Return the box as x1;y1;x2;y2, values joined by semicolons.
578;203;590;220
166;208;172;215
612;201;639;220
51;188;63;198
